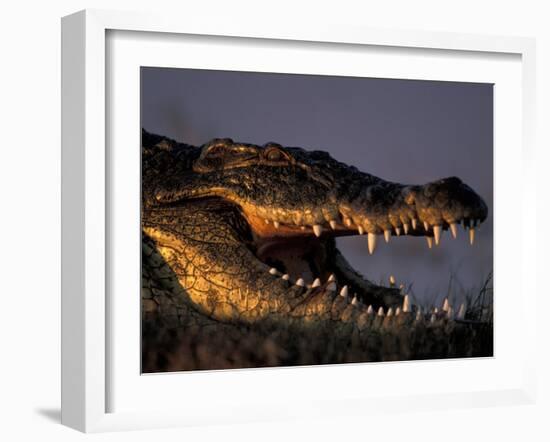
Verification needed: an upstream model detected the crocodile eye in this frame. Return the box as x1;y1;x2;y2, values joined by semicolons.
266;148;284;162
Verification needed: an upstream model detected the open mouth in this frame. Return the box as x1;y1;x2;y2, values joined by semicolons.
142;132;488;320
250;207;483;306
153;186;487;312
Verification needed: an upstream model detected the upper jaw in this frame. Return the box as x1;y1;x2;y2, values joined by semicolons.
239;175;488;251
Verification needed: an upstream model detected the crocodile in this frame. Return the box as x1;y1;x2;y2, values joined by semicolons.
141;129;492;372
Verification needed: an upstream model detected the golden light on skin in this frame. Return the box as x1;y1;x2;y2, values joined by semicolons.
143;225;294;322
228;199;481;246
144;222;372;325
241;208;360;239
145;185;486;326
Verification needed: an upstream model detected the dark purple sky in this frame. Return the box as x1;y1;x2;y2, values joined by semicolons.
141;67;493;308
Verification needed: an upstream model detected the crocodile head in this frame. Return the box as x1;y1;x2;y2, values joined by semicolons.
143;131;488;320
141;130;493;369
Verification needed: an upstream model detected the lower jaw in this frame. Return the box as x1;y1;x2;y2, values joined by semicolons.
251;235;398;309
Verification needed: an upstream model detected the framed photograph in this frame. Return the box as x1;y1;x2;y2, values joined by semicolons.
61;9;537;432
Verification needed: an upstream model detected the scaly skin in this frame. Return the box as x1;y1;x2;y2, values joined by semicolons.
141;130;491;372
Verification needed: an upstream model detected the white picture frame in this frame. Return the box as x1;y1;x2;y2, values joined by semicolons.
61;9;537;433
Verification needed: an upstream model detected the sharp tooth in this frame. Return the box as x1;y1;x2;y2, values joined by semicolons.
344;217;353;227
313;224;323;237
339;285;349;297
442;298;450;312
433;307;439;314
328;274;336;282
358;225;365;235
403;294;410;312
265;219;270;224
368;233;377;254
457;303;466;320
282;274;290;281
426;237;433;249
312;278;321;288
326;281;337;292
351;295;359;306
367;305;374;315
411;218;418;230
295;278;305;287
415;310;422;321
447;307;454;319
389;275;396;285
403;223;410;234
387;307;394;317
395;307;401;316
433;225;442;245
329;220;337;230
469;228;475;245
430;314;436;323
424;221;429;231
269;267;279;275
450;223;458;239
274;221;280;228
395;226;401;236
384;229;391;243
377;307;385;317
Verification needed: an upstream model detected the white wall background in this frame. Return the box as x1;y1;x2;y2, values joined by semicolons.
0;1;548;441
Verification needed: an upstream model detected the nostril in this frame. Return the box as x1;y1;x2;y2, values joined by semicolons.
423;182;439;198
443;176;463;186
